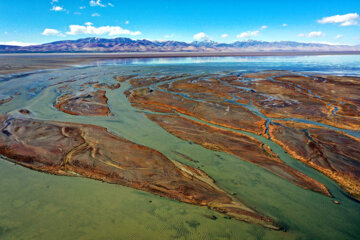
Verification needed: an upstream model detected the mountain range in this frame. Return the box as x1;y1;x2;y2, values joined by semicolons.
1;38;360;53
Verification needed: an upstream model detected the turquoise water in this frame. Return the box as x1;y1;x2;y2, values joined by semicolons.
0;55;360;240
96;55;360;75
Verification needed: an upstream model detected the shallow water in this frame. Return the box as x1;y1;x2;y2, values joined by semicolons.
0;55;360;240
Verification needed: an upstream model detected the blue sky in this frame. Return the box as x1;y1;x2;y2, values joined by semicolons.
0;0;359;46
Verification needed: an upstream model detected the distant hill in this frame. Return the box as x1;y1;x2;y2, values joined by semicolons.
1;38;360;53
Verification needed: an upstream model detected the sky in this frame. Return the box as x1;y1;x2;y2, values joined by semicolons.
0;0;359;46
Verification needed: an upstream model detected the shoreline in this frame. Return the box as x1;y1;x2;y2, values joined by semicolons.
2;51;360;57
1;51;360;75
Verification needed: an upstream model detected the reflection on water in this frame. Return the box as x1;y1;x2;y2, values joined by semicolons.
0;55;360;240
96;55;360;76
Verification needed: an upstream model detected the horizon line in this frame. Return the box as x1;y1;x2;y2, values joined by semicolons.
0;37;358;47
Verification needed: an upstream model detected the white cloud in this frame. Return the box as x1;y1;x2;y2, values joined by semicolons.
50;0;64;11
298;31;326;38
90;0;105;7
85;22;93;26
0;41;38;46
282;23;287;27
125;20;129;24
164;33;175;38
51;6;64;11
42;28;64;36
80;6;86;9
341;21;358;26
237;26;267;38
193;32;209;41
89;1;113;8
335;34;343;39
221;33;229;38
237;30;259;38
92;13;100;17
318;13;359;26
66;24;142;36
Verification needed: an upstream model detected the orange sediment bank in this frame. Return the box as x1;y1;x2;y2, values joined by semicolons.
146;114;331;197
228;74;360;131
127;88;267;136
119;70;360;201
54;89;111;116
0;96;13;105
0;115;282;230
127;73;189;88
93;82;121;89
269;120;360;201
1;69;359;231
114;75;138;82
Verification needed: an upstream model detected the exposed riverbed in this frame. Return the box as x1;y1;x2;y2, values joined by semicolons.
1;55;360;240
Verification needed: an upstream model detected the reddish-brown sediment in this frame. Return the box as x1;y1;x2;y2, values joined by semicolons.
269;121;360;201
163;77;239;100
232;78;332;120
114;75;138;82
146;114;330;196
80;81;99;87
127;88;266;135
127;73;189;88
19;109;31;115
93;83;121;89
55;90;111;116
0;115;281;230
122;71;360;200
241;71;290;79
0;96;13;105
130;102;174;113
230;74;360;131
276;75;360;106
3;70;359;227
